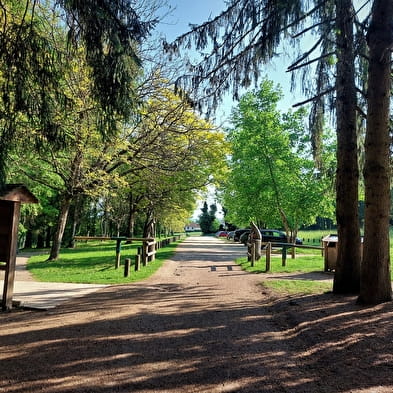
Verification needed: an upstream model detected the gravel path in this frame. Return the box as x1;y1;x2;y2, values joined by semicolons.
1;236;393;393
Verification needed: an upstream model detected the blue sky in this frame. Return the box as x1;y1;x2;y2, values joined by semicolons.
157;0;227;42
155;1;304;124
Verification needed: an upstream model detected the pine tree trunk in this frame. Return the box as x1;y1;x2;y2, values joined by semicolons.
358;0;393;304
333;0;361;294
48;196;72;261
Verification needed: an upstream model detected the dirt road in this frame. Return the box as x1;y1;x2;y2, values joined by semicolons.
1;236;393;393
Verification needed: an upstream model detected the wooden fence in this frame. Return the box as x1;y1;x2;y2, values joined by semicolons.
74;235;182;277
248;241;323;271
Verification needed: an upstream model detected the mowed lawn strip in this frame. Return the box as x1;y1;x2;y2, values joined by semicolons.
236;252;333;295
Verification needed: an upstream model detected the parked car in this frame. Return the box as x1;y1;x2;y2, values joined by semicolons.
240;229;302;246
239;230;251;245
226;231;236;240
260;229;303;244
261;229;303;244
234;229;250;242
215;230;229;238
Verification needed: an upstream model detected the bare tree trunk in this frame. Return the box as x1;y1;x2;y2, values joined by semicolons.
358;0;393;304
67;195;83;248
333;0;361;294
48;196;72;261
126;193;137;241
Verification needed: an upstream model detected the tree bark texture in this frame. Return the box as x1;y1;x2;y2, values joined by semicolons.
333;0;361;294
126;193;137;240
48;196;72;261
358;0;393;304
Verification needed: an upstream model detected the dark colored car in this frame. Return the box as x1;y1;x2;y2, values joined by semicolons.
234;229;250;242
260;229;303;245
226;231;236;240
239;230;251;245
240;229;303;246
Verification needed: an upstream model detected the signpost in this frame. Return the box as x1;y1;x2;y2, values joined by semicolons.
0;185;38;310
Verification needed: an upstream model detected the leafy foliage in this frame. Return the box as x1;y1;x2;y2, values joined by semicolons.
198;201;219;234
222;79;335;235
0;0;156;185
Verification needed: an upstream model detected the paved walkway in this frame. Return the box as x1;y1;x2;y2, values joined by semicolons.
0;254;108;310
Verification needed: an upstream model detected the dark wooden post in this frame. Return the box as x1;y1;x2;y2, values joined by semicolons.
1;201;20;310
124;258;131;277
135;254;141;271
142;241;147;266
282;246;287;266
265;242;271;272
250;243;255;267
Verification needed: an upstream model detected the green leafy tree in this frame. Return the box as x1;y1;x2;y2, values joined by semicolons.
198;202;211;234
0;0;156;185
102;76;229;239
198;202;219;234
223;80;334;238
9;31;130;260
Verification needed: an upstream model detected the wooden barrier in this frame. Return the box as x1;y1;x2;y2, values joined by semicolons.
74;234;182;275
263;242;323;272
124;258;131;277
135;254;141;271
265;242;271;271
74;236;156;269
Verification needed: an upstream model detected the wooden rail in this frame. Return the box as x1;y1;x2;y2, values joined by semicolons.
74;236;156;268
246;241;323;271
73;235;182;274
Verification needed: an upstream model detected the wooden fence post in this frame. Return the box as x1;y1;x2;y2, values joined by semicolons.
282;246;287;266
266;242;271;272
124;258;131;277
135;254;141;271
251;243;255;267
142;241;147;266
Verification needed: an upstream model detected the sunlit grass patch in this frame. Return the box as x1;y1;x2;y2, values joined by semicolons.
261;279;332;295
236;253;325;274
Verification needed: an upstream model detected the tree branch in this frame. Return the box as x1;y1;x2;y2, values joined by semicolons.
292;87;335;107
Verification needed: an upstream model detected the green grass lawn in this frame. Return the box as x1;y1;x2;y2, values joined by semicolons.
236;252;325;274
236;249;332;296
261;279;332;295
25;229;393;293
27;239;181;285
236;236;393;295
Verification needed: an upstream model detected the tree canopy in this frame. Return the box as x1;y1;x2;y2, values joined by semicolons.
0;0;157;185
223;79;335;236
